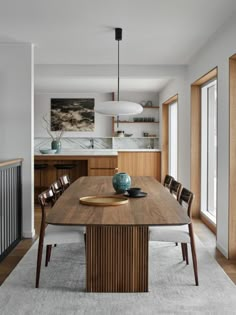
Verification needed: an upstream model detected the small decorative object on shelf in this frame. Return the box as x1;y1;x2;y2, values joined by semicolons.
124;133;133;137
112;172;131;193
140;100;154;107
116;130;125;137
133;117;155;122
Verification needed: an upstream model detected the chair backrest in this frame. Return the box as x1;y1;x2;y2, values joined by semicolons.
179;187;194;218
163;175;174;189
50;180;63;200
38;189;55;223
59;174;70;191
169;180;182;200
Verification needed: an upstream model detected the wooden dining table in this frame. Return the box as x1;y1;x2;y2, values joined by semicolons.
46;176;190;293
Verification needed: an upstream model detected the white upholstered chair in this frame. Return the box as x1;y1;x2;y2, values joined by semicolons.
35;188;85;288
149;187;199;286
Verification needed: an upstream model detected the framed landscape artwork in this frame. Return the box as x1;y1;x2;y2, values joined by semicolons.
51;98;95;131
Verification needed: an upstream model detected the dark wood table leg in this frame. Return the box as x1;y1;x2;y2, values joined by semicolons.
86;225;149;292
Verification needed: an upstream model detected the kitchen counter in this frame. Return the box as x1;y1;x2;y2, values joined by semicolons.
34;150;161;200
34;149;161;157
117;149;161;152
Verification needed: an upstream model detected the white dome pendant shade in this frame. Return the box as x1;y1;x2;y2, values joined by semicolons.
96;101;143;116
95;28;143;117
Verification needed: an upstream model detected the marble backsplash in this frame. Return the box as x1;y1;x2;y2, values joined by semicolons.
34;137;159;152
113;137;159;149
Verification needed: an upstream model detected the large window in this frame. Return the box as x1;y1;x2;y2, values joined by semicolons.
168;101;178;178
201;79;217;223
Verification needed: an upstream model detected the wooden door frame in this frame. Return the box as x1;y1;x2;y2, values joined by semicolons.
161;94;178;183
190;68;217;231
229;54;236;259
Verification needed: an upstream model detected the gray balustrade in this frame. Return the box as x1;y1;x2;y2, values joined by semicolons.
0;160;22;261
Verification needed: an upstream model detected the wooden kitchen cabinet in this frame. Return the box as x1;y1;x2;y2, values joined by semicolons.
88;157;118;176
118;151;161;181
34;158;87;199
34;155;118;200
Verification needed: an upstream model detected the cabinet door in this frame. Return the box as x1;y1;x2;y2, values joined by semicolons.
89;157;117;168
118;152;161;181
88;157;118;176
89;169;117;176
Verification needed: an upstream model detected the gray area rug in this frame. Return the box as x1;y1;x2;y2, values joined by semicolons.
0;238;236;315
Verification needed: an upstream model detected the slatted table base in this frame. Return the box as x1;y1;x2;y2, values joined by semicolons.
86;225;149;292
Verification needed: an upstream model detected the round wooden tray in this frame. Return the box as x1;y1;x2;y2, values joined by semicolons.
79;195;128;206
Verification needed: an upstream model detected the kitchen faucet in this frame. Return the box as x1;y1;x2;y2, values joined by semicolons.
90;138;94;149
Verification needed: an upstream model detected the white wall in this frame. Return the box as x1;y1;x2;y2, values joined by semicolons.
0;43;34;238
35;92;113;137
159;14;236;257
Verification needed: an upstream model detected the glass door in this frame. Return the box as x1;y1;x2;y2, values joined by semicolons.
168;101;178;178
201;79;217;223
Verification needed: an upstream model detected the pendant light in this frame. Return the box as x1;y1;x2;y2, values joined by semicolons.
95;28;143;124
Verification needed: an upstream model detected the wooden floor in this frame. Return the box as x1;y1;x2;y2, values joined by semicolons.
1;207;236;286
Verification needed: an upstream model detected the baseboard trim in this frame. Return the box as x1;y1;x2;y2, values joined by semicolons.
22;229;35;239
216;241;228;259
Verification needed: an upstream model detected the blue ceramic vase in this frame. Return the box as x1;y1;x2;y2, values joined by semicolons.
112;172;131;193
51;140;61;153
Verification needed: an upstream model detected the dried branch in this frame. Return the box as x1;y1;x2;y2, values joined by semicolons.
42;113;64;141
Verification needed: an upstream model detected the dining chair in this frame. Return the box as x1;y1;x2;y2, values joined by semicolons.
59;174;71;192
163;174;174;189
50;179;63;201
149;188;199;286
169;179;182;200
36;188;85;288
54;164;75;183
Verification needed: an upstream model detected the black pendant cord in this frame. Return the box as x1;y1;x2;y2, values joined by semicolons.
118;39;120;102
117;38;120;128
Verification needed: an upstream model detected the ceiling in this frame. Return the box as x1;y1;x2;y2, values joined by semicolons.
1;0;236;92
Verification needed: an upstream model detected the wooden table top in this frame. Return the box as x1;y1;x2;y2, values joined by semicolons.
46;176;191;226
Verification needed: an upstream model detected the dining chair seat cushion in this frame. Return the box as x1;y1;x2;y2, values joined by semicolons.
149;225;190;243
44;225;85;245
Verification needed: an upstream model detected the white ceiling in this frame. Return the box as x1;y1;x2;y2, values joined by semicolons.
1;0;236;91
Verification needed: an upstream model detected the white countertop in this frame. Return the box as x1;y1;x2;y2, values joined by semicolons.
35;149;161;156
117;149;161;152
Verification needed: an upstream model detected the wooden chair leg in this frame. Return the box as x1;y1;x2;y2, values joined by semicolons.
181;243;185;261
189;223;199;286
36;232;44;288
45;245;52;267
84;233;86;249
185;243;189;265
48;245;52;261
